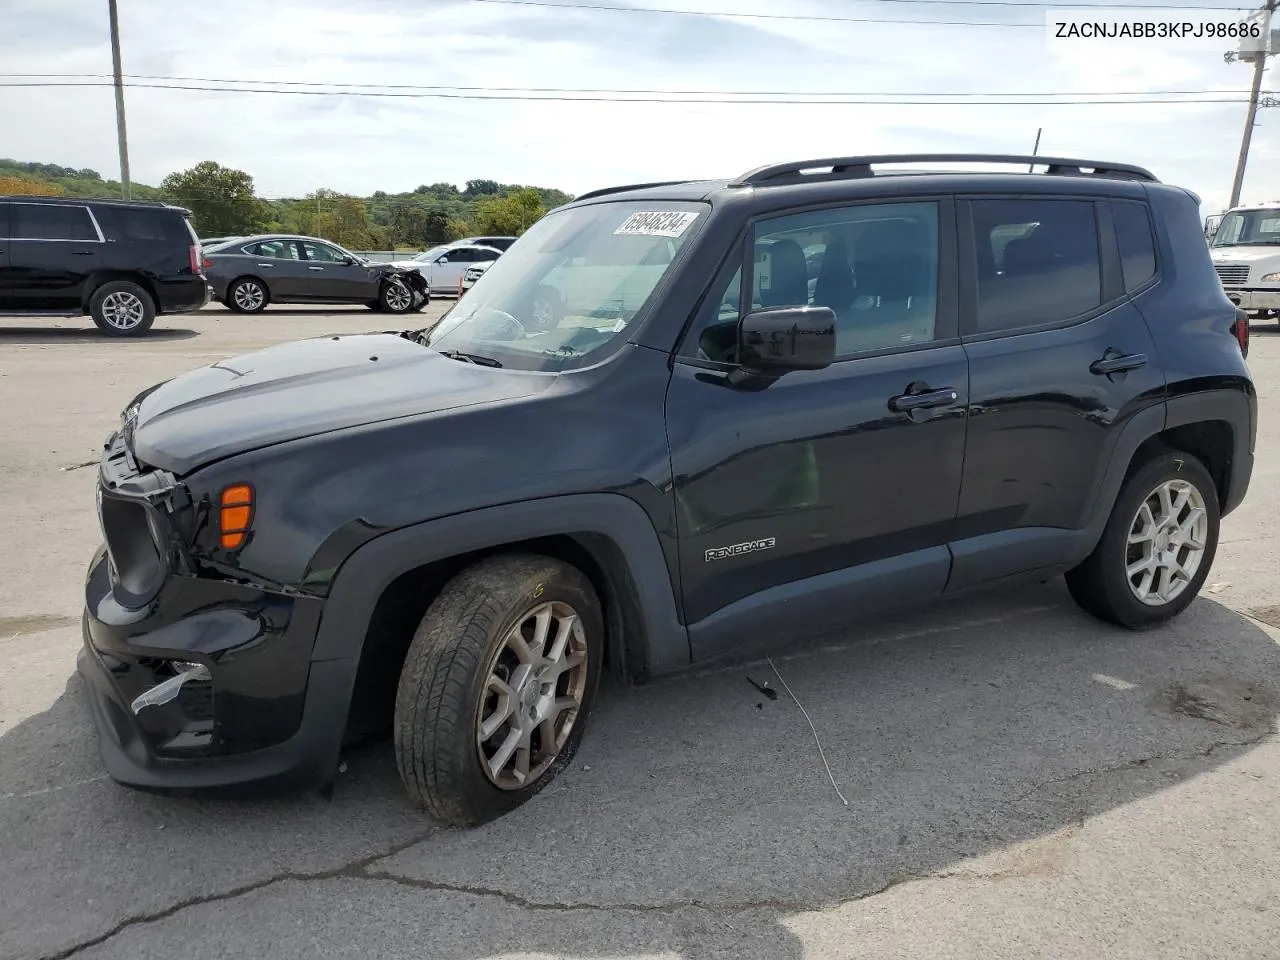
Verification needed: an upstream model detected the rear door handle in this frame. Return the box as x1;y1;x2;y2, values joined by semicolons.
71;250;95;256
1090;351;1146;375
308;266;324;271
888;386;958;413
256;263;273;268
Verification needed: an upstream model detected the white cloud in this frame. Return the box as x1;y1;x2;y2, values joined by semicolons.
0;0;1275;213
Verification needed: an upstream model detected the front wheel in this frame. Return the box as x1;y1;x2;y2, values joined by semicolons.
1066;450;1220;629
380;276;414;314
394;554;603;827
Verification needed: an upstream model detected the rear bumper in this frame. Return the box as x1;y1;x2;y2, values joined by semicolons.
155;277;211;315
79;546;352;793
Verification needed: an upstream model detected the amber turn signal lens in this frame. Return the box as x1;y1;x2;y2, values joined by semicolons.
219;484;254;550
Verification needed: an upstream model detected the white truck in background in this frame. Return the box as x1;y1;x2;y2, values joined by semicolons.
1208;200;1280;324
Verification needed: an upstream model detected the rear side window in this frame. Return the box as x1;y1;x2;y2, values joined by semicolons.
1112;200;1157;292
93;206;190;243
247;240;300;259
11;203;98;241
969;199;1101;334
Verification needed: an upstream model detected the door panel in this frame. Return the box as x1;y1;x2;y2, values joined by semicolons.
5;202;101;310
0;204;11;305
430;250;468;292
669;347;969;647
247;240;308;300
299;242;375;300
948;196;1166;591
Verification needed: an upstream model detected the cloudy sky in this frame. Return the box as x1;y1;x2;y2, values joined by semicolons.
1;0;1275;213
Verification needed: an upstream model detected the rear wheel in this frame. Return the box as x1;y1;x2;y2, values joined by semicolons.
90;281;155;337
1066;450;1220;628
394;554;603;827
227;277;268;314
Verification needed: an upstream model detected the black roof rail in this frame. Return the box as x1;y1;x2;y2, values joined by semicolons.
731;154;1159;187
571;180;695;203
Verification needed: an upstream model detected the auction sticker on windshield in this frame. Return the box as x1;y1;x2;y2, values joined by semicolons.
613;211;700;238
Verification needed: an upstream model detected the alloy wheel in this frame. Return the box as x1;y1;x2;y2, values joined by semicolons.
234;282;265;311
1125;478;1209;606
100;291;145;330
476;601;589;790
385;279;412;312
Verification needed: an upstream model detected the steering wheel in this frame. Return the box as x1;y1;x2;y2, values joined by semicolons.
473;307;527;341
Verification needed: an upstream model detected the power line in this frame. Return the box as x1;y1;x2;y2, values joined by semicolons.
474;0;1250;7
0;80;1264;104
467;0;1251;25
0;73;1261;97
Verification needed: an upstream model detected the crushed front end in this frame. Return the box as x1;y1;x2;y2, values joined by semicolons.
78;418;339;792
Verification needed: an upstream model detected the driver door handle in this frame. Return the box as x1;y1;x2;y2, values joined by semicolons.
888;386;958;413
256;263;273;268
308;266;324;271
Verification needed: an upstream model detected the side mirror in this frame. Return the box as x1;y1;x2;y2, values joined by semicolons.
737;305;836;373
437;255;449;264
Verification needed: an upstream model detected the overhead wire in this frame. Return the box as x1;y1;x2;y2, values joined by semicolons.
0;80;1263;105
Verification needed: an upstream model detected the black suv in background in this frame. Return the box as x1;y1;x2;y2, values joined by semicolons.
0;197;207;336
80;154;1254;828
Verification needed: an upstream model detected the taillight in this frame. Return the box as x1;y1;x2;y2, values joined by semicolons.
1232;308;1250;359
219;484;254;550
202;257;213;271
190;245;202;275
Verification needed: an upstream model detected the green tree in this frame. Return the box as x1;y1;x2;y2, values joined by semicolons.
160;161;267;236
445;216;472;241
474;188;546;235
464;178;501;199
300;189;377;249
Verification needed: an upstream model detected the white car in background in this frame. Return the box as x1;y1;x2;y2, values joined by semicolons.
459;259;495;296
391;242;504;296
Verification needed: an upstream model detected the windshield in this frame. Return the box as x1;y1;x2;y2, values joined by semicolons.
426;200;708;371
414;245;449;262
1213;210;1280;247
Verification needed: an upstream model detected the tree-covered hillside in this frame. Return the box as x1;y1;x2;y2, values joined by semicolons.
0;158;573;251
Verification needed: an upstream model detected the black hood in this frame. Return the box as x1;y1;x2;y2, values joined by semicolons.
126;333;552;475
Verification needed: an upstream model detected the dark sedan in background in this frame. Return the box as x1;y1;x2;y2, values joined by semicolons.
203;234;427;313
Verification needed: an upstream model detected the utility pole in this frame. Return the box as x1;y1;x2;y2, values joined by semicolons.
107;0;131;199
1226;0;1276;209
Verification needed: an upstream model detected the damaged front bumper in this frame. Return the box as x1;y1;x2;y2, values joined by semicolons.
79;545;348;793
79;429;350;793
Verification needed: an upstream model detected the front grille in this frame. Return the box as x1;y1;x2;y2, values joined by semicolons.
1215;264;1250;286
98;491;166;607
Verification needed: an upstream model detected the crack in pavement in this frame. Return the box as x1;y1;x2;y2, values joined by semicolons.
35;732;1279;959
1003;732;1275;808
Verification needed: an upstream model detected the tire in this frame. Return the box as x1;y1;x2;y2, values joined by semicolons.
227;277;268;314
529;285;564;332
1066;450;1220;629
90;281;155;337
379;276;414;314
394;554;604;827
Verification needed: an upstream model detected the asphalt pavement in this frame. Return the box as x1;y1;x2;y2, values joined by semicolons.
1;305;1278;960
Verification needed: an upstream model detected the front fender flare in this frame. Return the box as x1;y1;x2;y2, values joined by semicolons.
310;492;689;707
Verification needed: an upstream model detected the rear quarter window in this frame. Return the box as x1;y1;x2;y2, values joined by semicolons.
93;206;192;244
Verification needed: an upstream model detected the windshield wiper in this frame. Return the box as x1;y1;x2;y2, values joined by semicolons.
438;349;503;367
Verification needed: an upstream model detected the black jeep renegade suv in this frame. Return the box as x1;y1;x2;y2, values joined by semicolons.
80;154;1255;826
0;196;208;335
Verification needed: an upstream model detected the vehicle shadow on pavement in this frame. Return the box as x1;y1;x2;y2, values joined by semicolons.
2;581;1278;960
0;326;201;345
